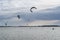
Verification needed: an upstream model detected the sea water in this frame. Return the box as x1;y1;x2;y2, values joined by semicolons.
0;27;60;40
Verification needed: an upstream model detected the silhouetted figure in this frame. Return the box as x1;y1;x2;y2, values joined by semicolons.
52;28;54;30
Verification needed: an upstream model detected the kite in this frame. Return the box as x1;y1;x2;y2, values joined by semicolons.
17;15;20;19
30;7;37;12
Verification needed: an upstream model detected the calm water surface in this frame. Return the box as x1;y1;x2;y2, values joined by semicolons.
0;27;60;40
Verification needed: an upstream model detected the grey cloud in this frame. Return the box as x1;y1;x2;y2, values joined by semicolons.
1;6;60;21
0;6;60;26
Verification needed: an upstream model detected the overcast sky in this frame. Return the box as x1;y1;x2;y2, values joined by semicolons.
0;0;60;26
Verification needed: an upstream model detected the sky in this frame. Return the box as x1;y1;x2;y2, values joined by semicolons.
0;0;60;26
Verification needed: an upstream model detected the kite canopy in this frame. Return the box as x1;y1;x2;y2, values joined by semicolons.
30;7;37;12
17;15;20;19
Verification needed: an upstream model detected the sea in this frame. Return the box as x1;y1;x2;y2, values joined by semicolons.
0;27;60;40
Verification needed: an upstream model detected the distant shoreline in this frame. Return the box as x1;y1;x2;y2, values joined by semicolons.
0;25;60;27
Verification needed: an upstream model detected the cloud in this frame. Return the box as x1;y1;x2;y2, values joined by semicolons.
0;6;60;26
27;20;59;26
0;0;60;26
